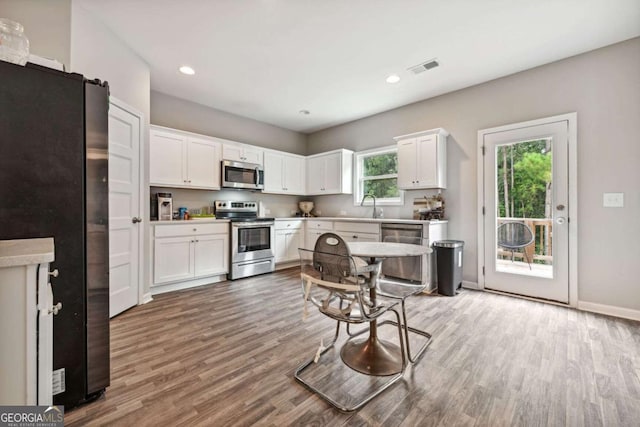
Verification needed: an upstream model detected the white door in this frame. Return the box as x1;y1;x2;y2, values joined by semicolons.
108;100;142;317
480;117;573;303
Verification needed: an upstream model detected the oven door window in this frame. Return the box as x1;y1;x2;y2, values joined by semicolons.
238;226;270;253
225;166;256;185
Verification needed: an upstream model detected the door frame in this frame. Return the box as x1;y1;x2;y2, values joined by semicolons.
109;96;146;310
477;112;578;307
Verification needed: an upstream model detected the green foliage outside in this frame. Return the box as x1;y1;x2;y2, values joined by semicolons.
497;140;552;218
362;152;400;199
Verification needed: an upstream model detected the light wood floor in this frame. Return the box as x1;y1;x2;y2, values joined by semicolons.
66;268;640;426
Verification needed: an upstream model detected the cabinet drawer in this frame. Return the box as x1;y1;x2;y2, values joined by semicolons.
334;221;379;234
307;220;333;230
155;223;228;237
275;220;304;230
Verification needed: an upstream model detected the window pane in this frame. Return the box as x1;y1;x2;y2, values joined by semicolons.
364;178;399;199
363;153;397;177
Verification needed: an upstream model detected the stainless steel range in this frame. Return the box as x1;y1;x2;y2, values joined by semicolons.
215;200;275;280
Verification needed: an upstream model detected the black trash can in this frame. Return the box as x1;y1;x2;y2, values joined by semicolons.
434;240;464;296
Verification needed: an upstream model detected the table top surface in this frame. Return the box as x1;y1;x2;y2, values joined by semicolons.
347;241;432;258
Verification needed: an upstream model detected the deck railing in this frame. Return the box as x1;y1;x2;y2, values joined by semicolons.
497;217;553;264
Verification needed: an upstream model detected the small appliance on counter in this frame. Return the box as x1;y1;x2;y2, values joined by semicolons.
151;192;173;221
298;201;314;217
413;195;445;220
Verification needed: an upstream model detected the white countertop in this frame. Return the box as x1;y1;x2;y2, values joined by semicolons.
0;237;55;268
275;217;447;224
152;218;230;224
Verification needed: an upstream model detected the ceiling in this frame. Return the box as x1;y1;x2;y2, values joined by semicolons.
78;0;640;133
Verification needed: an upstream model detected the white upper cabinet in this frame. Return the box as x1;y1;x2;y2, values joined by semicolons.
395;128;448;189
222;143;263;165
306;149;353;195
264;150;305;195
150;126;221;189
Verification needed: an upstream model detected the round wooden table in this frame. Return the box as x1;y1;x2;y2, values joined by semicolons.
343;241;432;376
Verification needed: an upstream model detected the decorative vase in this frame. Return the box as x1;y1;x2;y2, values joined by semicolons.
0;18;30;65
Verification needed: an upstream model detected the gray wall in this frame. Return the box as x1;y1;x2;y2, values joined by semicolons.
151;91;307;155
308;37;640;311
0;0;71;68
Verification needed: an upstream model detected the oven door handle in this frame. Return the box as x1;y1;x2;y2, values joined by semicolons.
233;222;274;228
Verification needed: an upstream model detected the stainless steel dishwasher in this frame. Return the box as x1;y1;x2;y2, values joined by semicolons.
380;223;427;284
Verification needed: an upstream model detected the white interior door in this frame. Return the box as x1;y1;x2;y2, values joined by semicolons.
481;118;572;303
108;100;142;317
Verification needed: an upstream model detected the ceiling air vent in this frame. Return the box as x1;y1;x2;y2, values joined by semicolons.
408;59;439;75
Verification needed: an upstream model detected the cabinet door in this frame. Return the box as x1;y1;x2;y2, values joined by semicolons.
305;230;322;250
283;155;305;194
150;130;186;186
222;144;244;162
154;237;193;284
416;135;438;187
306;156;325;194
397;137;417;189
187;137;220;189
285;230;304;261
322;152;342;193
275;230;288;263
194;234;228;277
242;146;263;165
264;151;284;193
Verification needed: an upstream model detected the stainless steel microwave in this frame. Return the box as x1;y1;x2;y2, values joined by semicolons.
221;160;264;190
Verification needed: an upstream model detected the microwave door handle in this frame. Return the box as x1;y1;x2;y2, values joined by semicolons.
255;167;259;186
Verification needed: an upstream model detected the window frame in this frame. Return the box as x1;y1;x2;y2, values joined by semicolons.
353;145;404;206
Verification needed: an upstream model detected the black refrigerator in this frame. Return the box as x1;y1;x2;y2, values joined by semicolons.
0;60;110;408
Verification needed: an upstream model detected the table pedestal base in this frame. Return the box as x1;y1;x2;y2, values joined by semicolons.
340;336;403;376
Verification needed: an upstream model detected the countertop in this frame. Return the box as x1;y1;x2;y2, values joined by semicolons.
151;217;446;225
275;217;448;224
0;237;55;268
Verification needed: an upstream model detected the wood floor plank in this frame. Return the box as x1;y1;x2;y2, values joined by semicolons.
64;268;640;426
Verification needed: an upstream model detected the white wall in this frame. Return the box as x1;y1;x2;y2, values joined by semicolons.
308;38;640;312
0;0;71;68
70;2;153;300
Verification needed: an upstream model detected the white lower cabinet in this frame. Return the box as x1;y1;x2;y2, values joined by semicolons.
275;220;304;263
334;221;380;243
153;223;228;286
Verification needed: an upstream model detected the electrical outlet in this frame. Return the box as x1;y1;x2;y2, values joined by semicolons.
603;192;624;208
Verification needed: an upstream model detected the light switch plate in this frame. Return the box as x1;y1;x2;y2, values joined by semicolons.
603;192;624;208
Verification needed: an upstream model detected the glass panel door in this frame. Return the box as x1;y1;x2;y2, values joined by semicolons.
483;120;569;303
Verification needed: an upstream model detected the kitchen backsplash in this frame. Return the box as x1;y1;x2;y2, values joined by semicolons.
151;187;446;220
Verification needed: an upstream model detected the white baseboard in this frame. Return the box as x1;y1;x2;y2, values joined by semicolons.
462;280;479;290
578;300;640;322
140;293;153;305
150;274;227;295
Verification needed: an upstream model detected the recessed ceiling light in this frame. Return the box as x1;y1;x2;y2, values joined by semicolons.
299;110;310;115
386;74;400;84
179;66;195;75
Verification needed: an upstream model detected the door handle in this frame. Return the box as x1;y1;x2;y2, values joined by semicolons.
132;217;143;224
556;217;566;225
556;204;565;211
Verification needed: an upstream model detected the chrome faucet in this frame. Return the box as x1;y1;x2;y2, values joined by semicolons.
360;194;377;219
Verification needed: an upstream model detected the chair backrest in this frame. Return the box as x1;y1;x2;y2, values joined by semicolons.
313;233;352;283
497;222;534;249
